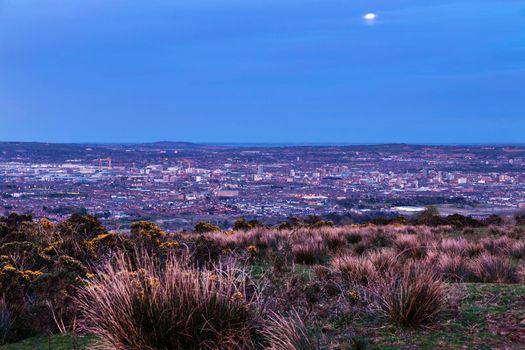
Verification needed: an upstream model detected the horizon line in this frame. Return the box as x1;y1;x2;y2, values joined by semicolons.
2;140;525;148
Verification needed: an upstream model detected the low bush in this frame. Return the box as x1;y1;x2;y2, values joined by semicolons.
194;221;220;233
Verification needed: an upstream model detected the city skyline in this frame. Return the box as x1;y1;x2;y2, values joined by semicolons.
2;142;525;231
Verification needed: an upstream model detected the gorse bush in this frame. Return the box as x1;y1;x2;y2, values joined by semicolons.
194;221;221;233
76;251;261;350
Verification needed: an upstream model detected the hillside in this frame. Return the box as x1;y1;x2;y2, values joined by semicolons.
1;213;525;349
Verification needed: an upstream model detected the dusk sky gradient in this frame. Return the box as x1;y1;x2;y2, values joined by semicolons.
1;0;525;143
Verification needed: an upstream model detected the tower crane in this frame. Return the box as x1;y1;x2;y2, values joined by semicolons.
98;157;112;171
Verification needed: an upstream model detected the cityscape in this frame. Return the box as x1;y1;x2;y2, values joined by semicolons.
2;142;525;230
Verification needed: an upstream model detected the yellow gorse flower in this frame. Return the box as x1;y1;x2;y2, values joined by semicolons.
346;289;359;304
208;272;219;282
232;291;244;301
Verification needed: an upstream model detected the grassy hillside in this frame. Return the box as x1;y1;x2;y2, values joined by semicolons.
1;213;525;349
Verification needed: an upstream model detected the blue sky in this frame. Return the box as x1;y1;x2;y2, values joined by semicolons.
0;0;524;143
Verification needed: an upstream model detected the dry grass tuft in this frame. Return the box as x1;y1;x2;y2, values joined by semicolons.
393;234;426;259
435;253;475;282
262;310;319;350
472;253;518;283
366;249;399;274
76;251;261;350
509;241;525;259
369;263;446;328
331;255;378;286
292;242;325;265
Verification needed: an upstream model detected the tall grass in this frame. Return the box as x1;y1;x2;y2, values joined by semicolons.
435;253;475;282
472;253;518;283
0;296;14;345
331;255;377;286
76;252;261;350
292;242;325;265
369;263;446;328
262;310;319;350
393;234;427;259
366;249;399;274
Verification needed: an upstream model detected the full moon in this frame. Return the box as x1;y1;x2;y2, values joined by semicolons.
363;13;377;21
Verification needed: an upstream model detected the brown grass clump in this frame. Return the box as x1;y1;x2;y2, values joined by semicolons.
368;229;394;249
509;226;525;239
517;264;525;283
344;232;363;244
481;236;512;255
352;228;395;255
322;231;347;252
331;255;378;286
487;225;504;236
393;234;426;259
262;310;319;350
462;227;475;235
471;254;518;283
292;242;325;265
435;238;484;258
366;249;399;274
438;238;471;257
76;251;261;350
435;254;475;282
369;263;446;328
509;241;525;259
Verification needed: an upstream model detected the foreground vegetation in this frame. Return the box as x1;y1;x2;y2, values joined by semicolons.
0;335;94;350
1;212;525;349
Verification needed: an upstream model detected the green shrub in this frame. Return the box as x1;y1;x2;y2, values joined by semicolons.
194;221;220;233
